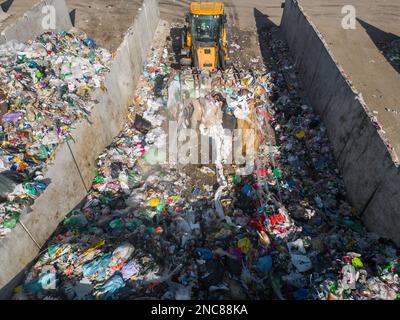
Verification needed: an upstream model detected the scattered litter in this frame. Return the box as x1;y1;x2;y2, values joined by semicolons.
14;25;399;301
0;31;112;239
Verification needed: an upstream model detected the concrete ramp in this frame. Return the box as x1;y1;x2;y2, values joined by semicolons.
0;0;160;298
281;0;400;245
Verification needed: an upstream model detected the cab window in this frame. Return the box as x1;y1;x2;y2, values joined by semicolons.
191;15;220;43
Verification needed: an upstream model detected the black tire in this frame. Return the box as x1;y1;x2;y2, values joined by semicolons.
181;28;186;50
219;49;226;71
192;50;198;69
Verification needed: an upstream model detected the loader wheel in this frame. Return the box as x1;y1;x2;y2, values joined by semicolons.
192;51;198;69
219;49;226;71
181;29;186;50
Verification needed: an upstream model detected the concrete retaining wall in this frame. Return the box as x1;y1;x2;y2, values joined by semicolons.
0;0;160;298
281;0;400;244
0;0;73;44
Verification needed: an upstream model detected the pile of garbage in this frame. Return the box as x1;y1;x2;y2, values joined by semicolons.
14;27;399;300
0;31;112;239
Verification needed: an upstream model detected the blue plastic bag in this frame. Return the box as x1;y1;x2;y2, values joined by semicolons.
256;256;273;275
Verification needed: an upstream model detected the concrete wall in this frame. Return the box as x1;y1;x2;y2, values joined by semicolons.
281;0;400;244
0;0;72;44
0;0;160;298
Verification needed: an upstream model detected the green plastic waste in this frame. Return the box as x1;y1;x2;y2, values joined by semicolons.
36;70;43;79
60;72;72;81
17;54;27;64
63;213;88;230
127;172;142;188
88;50;96;63
3;212;20;229
161;64;168;73
352;257;363;268
273;168;281;178
225;87;234;95
36;145;50;161
109;218;124;230
47;244;58;257
329;283;337;293
232;175;242;184
145;226;155;235
94;172;103;183
99;192;113;205
24;183;39;197
156;202;167;213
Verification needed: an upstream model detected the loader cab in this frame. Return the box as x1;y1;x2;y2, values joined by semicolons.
181;2;230;71
189;13;223;44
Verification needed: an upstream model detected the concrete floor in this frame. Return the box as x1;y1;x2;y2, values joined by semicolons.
0;0;283;51
1;0;399;154
0;0;142;51
299;0;400;157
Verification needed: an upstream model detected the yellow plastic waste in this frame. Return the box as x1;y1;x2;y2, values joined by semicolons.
255;86;266;97
237;237;252;254
13;156;23;164
295;130;305;139
352;257;363;268
148;197;160;207
76;85;90;97
84;240;105;255
241;76;252;88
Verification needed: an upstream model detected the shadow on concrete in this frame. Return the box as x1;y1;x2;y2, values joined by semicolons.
0;0;13;13
357;18;400;74
254;8;278;67
69;9;76;27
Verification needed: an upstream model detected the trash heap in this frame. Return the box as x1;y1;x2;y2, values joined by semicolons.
14;27;399;300
0;31;112;240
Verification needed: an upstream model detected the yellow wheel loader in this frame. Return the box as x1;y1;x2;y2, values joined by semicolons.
180;2;232;71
